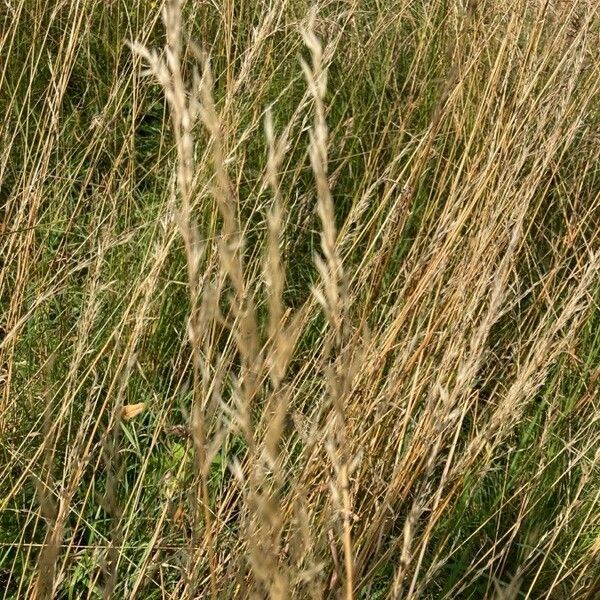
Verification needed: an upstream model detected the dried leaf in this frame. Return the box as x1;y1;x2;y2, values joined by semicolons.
122;402;146;421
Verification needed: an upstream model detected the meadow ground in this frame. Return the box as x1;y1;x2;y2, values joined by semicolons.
1;0;600;598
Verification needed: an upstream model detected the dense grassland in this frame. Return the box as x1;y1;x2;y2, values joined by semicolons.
1;0;600;598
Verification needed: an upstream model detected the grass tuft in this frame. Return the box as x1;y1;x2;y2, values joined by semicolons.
1;0;600;598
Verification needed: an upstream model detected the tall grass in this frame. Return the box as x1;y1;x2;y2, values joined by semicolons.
1;0;599;598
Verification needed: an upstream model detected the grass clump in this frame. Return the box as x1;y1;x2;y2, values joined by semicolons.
1;0;600;598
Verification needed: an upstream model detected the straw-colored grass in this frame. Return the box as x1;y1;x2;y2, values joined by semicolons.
1;0;599;598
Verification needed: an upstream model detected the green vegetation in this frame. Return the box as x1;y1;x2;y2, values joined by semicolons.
1;0;599;598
